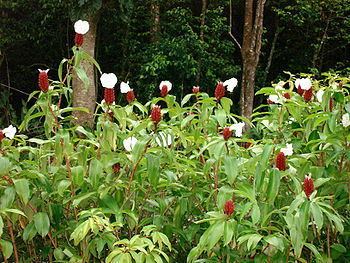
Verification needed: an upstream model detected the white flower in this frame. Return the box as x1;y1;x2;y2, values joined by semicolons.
74;20;89;35
123;137;138;152
281;143;293;156
38;69;49;74
100;73;118;89
120;81;131;93
268;94;280;104
155;132;172;147
223;77;238;92
2;125;17;140
316;90;324;103
274;81;285;91
295;78;312;90
229;122;245;137
159;81;172;91
342;113;350;128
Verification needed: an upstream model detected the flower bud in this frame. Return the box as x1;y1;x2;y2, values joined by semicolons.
214;82;225;101
276;152;286;171
222;127;232;141
151;105;162;124
159;81;172;97
224;200;235;216
113;163;121;173
38;69;49;92
303;88;313;102
126;90;135;103
192;86;200;94
75;33;84;47
303;175;314;199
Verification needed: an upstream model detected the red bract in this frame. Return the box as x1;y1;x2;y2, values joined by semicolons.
283;93;291;99
276;152;287;171
0;130;4;142
75;33;84;47
192;86;200;94
151;105;162;124
297;85;303;95
160;85;168;97
38;70;49;92
267;99;273;104
214;82;225;101
113;163;121;173
303;88;313;102
224;200;235;216
126;90;135;103
104;88;115;105
303;175;314;199
222;127;232;141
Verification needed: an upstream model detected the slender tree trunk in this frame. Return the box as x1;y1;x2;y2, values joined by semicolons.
150;0;160;42
72;13;99;128
240;0;266;120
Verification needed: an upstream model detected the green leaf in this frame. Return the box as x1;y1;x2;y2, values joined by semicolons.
266;169;280;203
0;157;11;176
89;159;103;190
220;97;233;114
0;216;3;237
223;221;234;246
247;234;263;251
199;221;224;250
223;157;238;185
181;94;193;107
310;202;323;232
0;239;13;259
33;212;50;237
254;144;273;192
0;187;16;209
70;219;91;246
14;179;30;205
147;154;160;187
264;235;285;252
58;58;68;82
74;66;90;88
72;192;96;207
304;243;322;261
23;221;37;241
251;203;261;225
71;166;85;187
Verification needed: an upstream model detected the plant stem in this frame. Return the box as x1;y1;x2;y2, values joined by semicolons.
7;219;19;263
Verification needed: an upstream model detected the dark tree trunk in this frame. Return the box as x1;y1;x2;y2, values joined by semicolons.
150;0;160;42
72;13;99;128
240;0;266;120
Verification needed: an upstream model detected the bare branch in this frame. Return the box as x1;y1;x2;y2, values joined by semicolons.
229;0;241;50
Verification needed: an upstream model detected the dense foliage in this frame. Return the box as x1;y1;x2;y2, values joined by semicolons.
0;45;349;262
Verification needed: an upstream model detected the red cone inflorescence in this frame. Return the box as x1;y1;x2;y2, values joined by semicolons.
104;88;115;105
303;175;314;199
113;163;121;173
151;105;162;125
75;33;84;47
303;88;313;102
126;90;135;103
38;70;49;92
224;200;235;216
192;86;200;94
0;130;4;142
283;93;291;99
276;152;287;171
214;82;225;101
160;85;169;97
222;127;232;141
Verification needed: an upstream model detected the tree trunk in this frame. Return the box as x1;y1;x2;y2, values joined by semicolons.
240;0;266;120
150;0;160;42
196;0;208;84
72;13;99;128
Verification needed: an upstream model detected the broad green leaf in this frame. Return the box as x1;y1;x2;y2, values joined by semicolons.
14;179;30;205
251;203;261;225
310;202;323;232
223;221;234;246
254;144;273;192
247;234;263;251
71;166;85;187
0;216;3;237
70;219;90;246
0;157;11;176
0;187;16;209
23;221;37;242
72;192;96;207
147;154;160;187
223;157;238;185
264;235;285;252
266;169;280;203
33;212;50;237
0;239;13;259
89;159;103;190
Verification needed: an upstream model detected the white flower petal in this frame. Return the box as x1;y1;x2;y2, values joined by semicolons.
342;113;350;128
281;143;293;156
74;20;89;35
268;94;280;104
229;122;245;137
123;137;138;152
223;77;238;92
100;73;118;88
159;81;172;91
299;78;312;90
120;81;131;93
2;125;16;139
316;90;324;103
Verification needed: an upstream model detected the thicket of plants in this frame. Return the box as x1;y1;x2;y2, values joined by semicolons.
0;22;349;262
